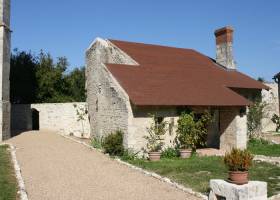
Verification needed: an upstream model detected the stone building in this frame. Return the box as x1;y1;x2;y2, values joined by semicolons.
0;0;11;142
86;26;268;152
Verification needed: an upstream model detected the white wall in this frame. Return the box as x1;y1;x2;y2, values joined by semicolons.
11;103;90;138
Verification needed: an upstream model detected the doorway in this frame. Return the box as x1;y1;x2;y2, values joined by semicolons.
32;109;39;130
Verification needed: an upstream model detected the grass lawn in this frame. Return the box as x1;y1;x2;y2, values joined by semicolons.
248;139;280;157
128;156;280;197
0;145;18;200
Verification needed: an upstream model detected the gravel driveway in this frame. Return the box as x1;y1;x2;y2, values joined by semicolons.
8;131;200;200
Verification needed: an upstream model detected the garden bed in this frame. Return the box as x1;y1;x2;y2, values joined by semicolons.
0;145;18;200
127;156;280;197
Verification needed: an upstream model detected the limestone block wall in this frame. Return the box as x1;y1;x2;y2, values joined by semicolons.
127;106;179;152
219;107;247;151
86;38;137;144
262;83;279;132
127;107;221;153
11;103;90;138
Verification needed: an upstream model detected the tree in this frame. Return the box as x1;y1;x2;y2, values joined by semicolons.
10;49;86;103
35;52;72;103
10;49;38;104
65;67;86;102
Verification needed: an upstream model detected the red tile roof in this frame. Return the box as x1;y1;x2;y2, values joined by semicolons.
106;40;268;106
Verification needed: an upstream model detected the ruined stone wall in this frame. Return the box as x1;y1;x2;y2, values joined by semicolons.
261;83;279;132
219;107;247;151
11;103;90;138
86;38;137;145
0;0;10;141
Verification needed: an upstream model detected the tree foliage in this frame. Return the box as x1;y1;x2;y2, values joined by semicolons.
176;111;212;152
247;99;267;138
10;50;86;104
271;114;280;132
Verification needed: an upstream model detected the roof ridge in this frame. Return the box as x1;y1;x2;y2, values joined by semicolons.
109;39;195;52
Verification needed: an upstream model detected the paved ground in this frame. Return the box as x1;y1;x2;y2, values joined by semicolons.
7;131;200;200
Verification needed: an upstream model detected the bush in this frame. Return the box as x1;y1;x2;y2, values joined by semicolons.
103;130;124;156
271;114;280;132
247;100;267;138
161;147;179;159
224;148;254;171
176;111;212;152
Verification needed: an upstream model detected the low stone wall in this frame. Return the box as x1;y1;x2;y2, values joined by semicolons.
11;103;90;138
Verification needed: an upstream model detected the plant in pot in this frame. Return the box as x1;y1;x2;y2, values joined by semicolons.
176;111;212;158
224;148;254;185
144;114;167;161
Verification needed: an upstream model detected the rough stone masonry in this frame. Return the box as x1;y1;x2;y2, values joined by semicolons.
0;0;11;142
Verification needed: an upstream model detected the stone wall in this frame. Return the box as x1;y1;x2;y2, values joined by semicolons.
11;103;90;138
11;104;32;131
262;83;279;132
219;107;247;151
86;38;137;145
127;106;179;152
0;0;11;142
128;106;235;153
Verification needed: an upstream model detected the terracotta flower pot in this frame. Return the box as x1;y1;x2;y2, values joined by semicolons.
179;149;192;159
148;152;161;161
228;171;248;185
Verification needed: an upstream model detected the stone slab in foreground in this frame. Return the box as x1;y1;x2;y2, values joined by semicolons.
209;179;267;200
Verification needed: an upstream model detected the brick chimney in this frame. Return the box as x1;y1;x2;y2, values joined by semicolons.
214;26;235;70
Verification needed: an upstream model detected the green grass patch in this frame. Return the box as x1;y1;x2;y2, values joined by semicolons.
128;156;280;197
0;145;18;200
248;139;280;157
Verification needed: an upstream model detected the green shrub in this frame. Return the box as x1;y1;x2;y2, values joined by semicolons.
224;148;254;171
90;136;103;149
161;147;179;159
271;114;280;132
103;130;124;156
247;100;267;138
176;111;212;152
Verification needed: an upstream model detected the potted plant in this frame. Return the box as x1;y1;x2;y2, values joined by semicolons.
144;114;167;161
224;148;254;185
176;111;212;158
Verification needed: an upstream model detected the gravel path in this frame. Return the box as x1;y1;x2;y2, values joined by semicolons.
7;131;200;200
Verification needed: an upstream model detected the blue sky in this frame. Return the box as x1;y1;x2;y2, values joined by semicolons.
12;0;279;81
